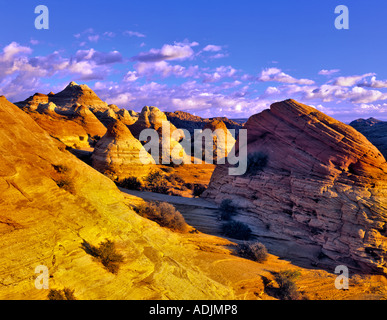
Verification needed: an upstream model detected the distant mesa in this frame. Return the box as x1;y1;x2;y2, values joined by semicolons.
165;110;244;136
203;99;387;274
350;117;387;159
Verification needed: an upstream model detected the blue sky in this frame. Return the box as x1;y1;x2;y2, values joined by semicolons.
1;0;387;121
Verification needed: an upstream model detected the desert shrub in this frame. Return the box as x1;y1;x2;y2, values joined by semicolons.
117;176;143;191
221;221;252;240
47;288;77;300
274;270;301;300
193;184;206;197
245;152;268;175
135;201;188;232
184;182;193;190
166;173;185;185
82;239;124;274
237;242;268;263
219;199;238;220
160;166;174;174
145;171;169;194
53;164;69;174
55;178;74;193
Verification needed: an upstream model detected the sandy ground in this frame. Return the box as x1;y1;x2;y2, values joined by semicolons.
121;188;387;300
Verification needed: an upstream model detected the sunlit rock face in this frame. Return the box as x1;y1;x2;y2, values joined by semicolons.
0;96;236;300
204;99;387;274
91;120;156;180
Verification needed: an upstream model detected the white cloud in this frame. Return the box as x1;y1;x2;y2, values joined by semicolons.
357;76;387;89
203;45;222;52
257;68;315;85
333;73;375;87
123;30;146;38
132;42;195;62
318;69;340;76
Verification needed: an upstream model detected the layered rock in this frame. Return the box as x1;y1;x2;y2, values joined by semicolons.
0;95;239;300
130;106;189;164
91;120;156;180
202;120;236;162
26;105;90;149
15;92;50;112
116;109;137;126
203;99;387;274
50;81;109;113
71;104;107;139
166;110;243;136
350;117;387;159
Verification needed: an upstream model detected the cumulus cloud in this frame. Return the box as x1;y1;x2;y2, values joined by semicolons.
132;42;196;62
134;60;200;79
203;66;237;83
357;76;387;89
257;68;315;85
0;42;123;100
74;48;123;65
333;73;375;87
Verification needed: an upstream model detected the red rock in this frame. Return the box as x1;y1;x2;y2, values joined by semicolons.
204;99;387;274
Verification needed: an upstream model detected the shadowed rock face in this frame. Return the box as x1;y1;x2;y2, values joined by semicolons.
350;118;387;159
203;99;387;274
91;120;156;180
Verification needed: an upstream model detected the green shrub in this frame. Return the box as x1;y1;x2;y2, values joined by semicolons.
237;242;268;263
82;239;124;274
135;201;188;232
274;270;301;300
221;221;252;240
219;199;238;220
245;152;268;175
117;176;143;190
48;288;77;300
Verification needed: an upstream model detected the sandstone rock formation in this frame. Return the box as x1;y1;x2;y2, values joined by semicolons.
203;99;387;274
91;120;156;180
130;106;189;164
202;120;236;162
71;104;107;139
166;110;243;136
15;92;50;112
50;81;110;113
26;106;91;149
116;109;137;126
0;95;241;300
350;117;387;159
